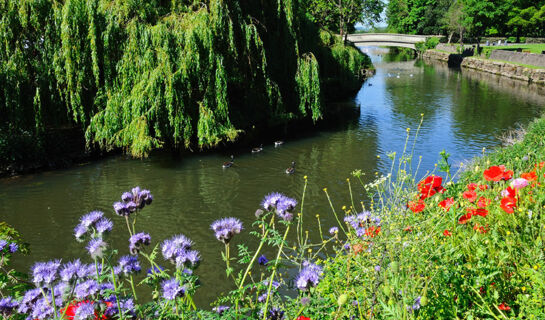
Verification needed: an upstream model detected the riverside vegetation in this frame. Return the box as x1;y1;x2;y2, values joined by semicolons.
2;114;545;319
0;0;371;173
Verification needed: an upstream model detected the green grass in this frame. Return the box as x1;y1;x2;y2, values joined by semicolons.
482;44;545;54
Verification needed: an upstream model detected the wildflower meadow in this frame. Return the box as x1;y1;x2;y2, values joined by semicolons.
1;115;545;319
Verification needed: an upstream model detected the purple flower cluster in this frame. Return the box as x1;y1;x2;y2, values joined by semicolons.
74;211;114;240
210;217;243;244
344;211;381;237
0;297;18;317
104;297;135;318
161;234;200;269
116;255;141;275
60;259;94;282
261;192;297;221
295;261;322;291
329;226;339;236
161;278;185;300
0;239;19;254
86;238;107;259
31;260;61;285
74;302;96;320
129;232;151;254
267;307;285;320
75;279;100;299
113;186;153;216
74;211;113;240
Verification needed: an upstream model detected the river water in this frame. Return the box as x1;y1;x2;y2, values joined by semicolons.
1;47;544;306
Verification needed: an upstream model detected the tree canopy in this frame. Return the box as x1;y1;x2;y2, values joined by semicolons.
0;0;371;162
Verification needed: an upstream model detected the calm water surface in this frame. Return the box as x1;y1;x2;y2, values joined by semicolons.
1;48;544;306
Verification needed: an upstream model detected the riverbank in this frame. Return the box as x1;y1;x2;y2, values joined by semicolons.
308;114;545;318
423;49;545;84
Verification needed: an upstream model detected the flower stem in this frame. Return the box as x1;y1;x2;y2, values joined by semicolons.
125;216;133;237
110;268;125;320
262;225;290;320
129;275;138;301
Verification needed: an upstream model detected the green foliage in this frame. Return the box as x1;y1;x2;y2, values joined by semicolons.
305;0;384;36
0;222;31;299
1;0;371;161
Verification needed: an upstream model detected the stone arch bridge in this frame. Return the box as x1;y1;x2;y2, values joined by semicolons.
346;33;437;49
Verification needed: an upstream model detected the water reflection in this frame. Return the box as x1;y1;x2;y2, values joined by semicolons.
1;47;544;307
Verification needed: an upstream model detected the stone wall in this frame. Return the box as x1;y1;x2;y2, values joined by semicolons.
489;50;545;68
461;57;545;85
423;49;545;85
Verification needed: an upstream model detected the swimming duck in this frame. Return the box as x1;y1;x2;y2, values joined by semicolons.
222;155;234;168
274;141;284;147
285;161;296;174
252;144;263;153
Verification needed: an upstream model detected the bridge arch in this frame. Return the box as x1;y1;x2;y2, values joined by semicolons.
346;33;435;50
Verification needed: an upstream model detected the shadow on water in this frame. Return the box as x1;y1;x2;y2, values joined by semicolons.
1;46;545;307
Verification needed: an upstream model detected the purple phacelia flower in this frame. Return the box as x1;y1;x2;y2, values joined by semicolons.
213;305;229;315
95;218;113;234
74;301;96;320
261;193;297;221
295;261;322;291
31;298;55;320
261;192;284;210
129;232;151;255
0;297;18;317
0;239;6;251
211;217;243;244
8;243;18;253
74;279;99;299
86;238;107;259
161;234;198;269
117;255;141;275
59;259;81;282
74;223;88;240
344;211;380;238
374;265;381;272
17;288;41;314
121;192;134;202
80;211;104;228
162;278;185;300
139;189;153;205
258;255;268;265
113;202;128;216
329;227;339;235
32;260;61;285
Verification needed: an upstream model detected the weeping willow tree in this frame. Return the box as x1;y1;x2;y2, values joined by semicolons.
0;0;371;161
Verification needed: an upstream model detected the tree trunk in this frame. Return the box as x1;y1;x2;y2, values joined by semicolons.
338;0;344;42
448;31;454;44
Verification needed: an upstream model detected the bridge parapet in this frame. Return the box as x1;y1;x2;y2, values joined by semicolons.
346;33;439;49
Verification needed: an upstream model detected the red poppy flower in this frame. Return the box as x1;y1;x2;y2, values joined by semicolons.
483;166;504;181
478;184;488;190
484;165;512;181
462;190;477;202
365;226;381;237
443;229;452;236
536;161;545;170
408;199;426;213
467;207;488;217
297;317;311;320
404;226;413;232
477;197;491;208
418;175;444;199
467;183;478;191
458;212;473;224
500;196;517;214
503;186;517;198
498;303;511;311
438;197;455;211
521;171;537;181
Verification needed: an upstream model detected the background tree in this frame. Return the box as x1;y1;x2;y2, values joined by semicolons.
386;0;450;35
441;0;468;43
306;0;384;39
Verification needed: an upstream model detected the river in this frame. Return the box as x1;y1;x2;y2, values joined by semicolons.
1;47;544;306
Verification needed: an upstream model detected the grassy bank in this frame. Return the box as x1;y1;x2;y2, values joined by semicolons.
2;115;545;319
